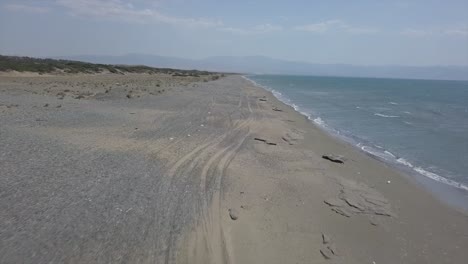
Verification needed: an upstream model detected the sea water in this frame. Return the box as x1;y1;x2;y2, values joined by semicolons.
246;75;468;207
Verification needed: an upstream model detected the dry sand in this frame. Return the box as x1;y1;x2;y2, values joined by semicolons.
0;73;467;264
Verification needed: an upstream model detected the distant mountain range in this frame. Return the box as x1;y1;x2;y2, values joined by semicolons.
57;54;468;81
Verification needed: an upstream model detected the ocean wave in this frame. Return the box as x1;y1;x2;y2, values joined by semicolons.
313;117;326;126
374;113;400;118
359;145;396;161
243;75;468;193
389;102;398;105
414;167;468;191
362;145;468;192
396;158;413;167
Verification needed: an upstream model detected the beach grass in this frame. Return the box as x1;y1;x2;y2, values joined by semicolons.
0;55;216;76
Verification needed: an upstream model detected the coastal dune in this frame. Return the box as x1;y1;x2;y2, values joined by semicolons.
0;73;467;263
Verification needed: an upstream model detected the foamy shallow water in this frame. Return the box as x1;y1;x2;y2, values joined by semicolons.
244;75;468;196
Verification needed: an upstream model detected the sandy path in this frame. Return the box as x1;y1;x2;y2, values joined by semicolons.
1;74;467;264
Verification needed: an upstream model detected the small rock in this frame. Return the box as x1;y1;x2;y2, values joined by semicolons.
320;245;337;260
228;208;239;220
322;154;346;164
272;107;283;112
43;104;49;107
259;98;267;101
322;233;331;244
320;249;332;260
56;105;61;108
387;180;391;184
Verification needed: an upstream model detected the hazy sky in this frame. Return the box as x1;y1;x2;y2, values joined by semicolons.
1;0;467;66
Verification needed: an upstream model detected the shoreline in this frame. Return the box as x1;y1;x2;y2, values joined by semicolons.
242;75;468;214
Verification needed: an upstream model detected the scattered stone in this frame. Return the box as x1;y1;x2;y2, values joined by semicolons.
43;104;49;107
370;218;379;226
126;94;132;99
56;105;62;108
56;92;65;99
254;137;277;146
324;178;394;219
259;98;267;101
387;180;391;184
322;233;331;244
320;248;332;260
281;129;304;145
320;245;337;260
228;208;238;220
4;104;19;108
272;107;283;112
331;207;352;217
75;95;85;99
322;154;346;164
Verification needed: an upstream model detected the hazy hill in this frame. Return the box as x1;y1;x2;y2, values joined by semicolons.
59;54;468;81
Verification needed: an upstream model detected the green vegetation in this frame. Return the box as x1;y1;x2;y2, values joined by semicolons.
0;55;216;76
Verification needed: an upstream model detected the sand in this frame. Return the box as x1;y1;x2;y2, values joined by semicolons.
0;73;467;264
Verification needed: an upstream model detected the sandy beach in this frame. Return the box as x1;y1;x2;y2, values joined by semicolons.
1;73;467;264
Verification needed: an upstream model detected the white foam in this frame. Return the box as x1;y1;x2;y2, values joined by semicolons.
313;117;325;126
389;102;398;105
396;158;413;167
414;167;468;191
374;113;400;118
360;145;395;161
384;150;396;158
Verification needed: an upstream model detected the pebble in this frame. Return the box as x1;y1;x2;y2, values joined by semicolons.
228;208;238;220
322;233;331;244
322;154;346;164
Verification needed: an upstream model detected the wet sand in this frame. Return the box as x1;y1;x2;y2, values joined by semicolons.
1;73;467;263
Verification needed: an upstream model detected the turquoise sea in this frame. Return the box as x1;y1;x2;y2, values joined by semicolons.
247;75;468;208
